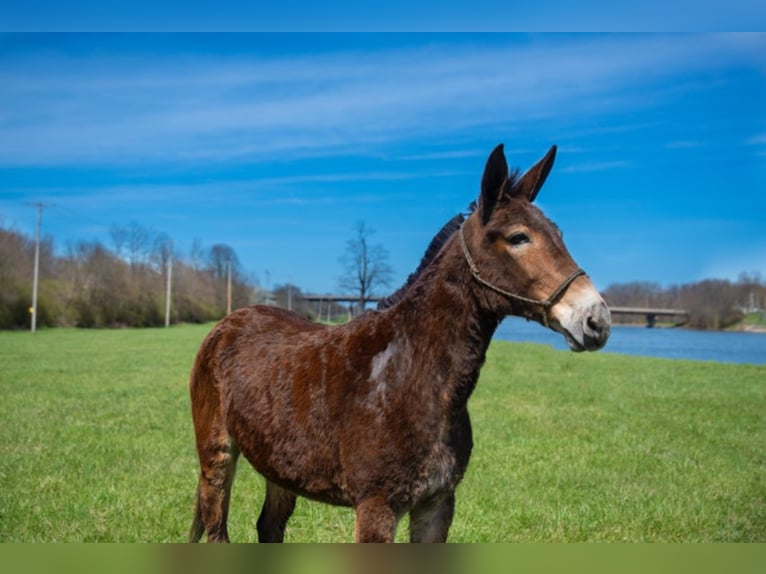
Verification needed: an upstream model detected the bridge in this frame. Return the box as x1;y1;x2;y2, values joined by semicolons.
302;295;689;327
609;307;689;327
302;294;382;320
303;295;381;304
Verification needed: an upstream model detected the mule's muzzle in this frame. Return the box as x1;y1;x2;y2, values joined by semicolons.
563;301;611;353
550;287;611;352
581;302;611;351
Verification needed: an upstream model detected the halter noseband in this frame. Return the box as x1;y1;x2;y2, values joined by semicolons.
458;224;585;328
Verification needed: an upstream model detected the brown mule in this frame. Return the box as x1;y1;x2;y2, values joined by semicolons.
188;144;611;542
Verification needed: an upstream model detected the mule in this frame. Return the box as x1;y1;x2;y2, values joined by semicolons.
188;143;611;543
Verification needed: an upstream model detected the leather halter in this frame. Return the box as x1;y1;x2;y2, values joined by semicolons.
458;224;585;328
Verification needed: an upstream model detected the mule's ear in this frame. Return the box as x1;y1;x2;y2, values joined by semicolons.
480;143;508;224
513;145;557;203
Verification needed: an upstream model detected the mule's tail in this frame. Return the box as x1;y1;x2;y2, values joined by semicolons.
189;483;205;542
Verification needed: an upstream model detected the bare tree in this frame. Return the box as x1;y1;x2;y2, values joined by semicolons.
207;244;238;281
151;232;174;273
111;221;155;272
109;223;127;259
338;221;393;312
190;238;205;272
206;243;255;314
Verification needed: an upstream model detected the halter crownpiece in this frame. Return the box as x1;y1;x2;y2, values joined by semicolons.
458;224;585;328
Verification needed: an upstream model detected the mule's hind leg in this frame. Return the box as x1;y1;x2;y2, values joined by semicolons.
409;492;455;543
256;480;297;542
193;433;240;542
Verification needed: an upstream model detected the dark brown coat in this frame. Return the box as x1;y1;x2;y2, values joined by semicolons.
188;144;610;542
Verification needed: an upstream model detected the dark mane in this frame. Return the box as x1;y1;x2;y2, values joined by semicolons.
377;206;474;310
377;168;524;311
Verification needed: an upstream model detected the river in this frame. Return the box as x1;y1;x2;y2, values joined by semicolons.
495;317;766;366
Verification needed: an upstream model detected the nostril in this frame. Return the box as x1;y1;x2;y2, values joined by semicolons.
586;314;609;338
582;305;611;350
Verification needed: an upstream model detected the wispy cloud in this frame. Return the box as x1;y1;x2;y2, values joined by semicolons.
1;168;463;215
665;140;706;150
560;160;631;173
395;149;484;161
0;34;762;167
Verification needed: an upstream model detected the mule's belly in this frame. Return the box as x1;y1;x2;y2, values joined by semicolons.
225;393;354;506
249;456;354;508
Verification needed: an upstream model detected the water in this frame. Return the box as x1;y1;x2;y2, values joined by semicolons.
495;317;766;366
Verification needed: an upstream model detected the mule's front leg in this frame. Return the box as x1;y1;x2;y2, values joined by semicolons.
409;492;455;543
257;481;297;543
354;496;398;542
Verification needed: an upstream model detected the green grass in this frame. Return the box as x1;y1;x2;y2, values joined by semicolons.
743;312;766;329
0;325;764;542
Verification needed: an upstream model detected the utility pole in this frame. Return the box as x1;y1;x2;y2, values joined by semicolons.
164;244;173;328
264;269;272;305
28;202;52;334
226;258;232;315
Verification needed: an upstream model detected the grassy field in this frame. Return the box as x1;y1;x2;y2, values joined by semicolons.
0;324;764;542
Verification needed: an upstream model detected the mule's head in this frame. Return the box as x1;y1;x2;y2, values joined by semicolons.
461;144;610;352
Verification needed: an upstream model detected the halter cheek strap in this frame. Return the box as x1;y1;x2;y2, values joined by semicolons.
459;225;585;328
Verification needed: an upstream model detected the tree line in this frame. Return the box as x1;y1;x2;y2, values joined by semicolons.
0;221;258;329
3;217;763;331
0;218;388;329
602;273;766;330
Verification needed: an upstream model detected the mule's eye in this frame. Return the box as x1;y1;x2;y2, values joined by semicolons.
506;233;530;247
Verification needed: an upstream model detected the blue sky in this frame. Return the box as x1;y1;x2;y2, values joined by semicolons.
1;33;765;295
1;1;764;32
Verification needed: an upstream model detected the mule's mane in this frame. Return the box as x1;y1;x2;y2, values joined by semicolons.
378;201;482;310
378;167;523;311
376;212;465;310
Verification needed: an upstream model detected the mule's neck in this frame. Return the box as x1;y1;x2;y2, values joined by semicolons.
390;233;504;408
